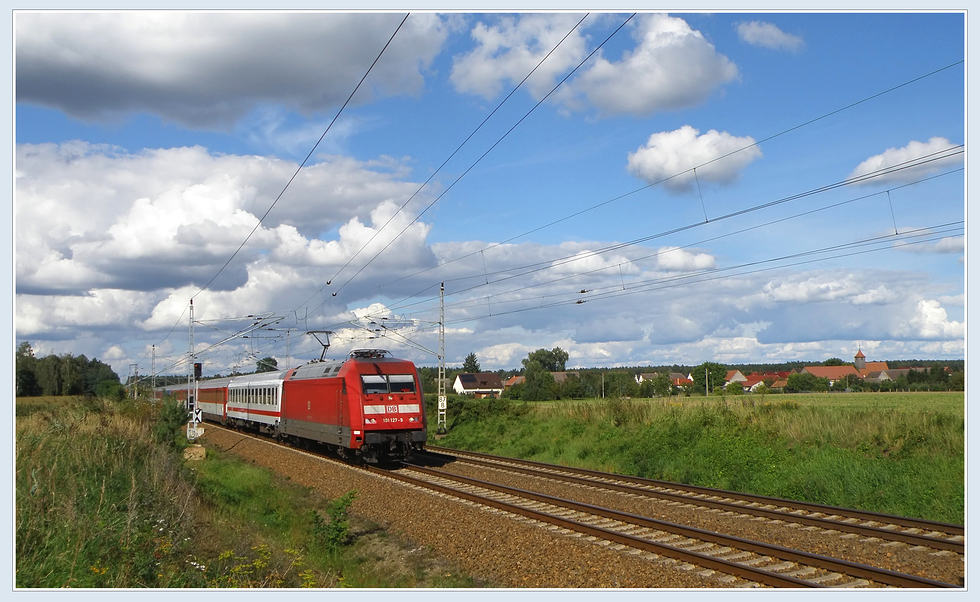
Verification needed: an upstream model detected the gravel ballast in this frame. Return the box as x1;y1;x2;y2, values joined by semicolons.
199;428;963;588
200;428;733;588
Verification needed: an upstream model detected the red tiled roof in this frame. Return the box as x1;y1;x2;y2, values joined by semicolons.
803;366;860;380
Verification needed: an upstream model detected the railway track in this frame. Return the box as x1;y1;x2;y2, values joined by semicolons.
203;426;962;588
422;446;964;554
383;461;955;588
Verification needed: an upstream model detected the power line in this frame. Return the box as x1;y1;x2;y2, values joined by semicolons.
435;223;964;327
320;13;592;295
365;60;964;295
326;13;637;299
279;142;963;354
192;13;411;300
376;151;963;317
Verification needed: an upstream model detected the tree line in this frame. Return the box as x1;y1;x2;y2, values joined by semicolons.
423;349;965;402
16;342;125;399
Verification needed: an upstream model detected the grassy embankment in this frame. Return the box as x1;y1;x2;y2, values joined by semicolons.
432;391;964;524
16;396;476;588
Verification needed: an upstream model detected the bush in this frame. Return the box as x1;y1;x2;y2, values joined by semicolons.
96;380;126;401
311;490;357;550
153;399;189;446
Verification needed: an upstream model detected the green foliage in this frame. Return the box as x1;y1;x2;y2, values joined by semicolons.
256;357;278;373
724;381;745;395
522;347;568;372
651;373;675;398
691;362;727;394
16;342;123;398
785;372;830;393
96;380;126;401
17;397;478;589
433;392;964;524
461;352;481;373
153;399;190;446
602;372;639;399
16;397;200;587
520;362;556;401
823;357;845;366
311;491;358;550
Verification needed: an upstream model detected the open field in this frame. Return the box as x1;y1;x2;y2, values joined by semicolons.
434;391;965;524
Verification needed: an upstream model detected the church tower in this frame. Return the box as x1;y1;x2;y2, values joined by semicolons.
854;347;866;371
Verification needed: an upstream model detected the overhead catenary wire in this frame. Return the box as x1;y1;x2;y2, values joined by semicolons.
430;223;965;328
278;142;963;361
318;13;593;295
154;48;962;371
361;60;964;298
145;14;411;372
319;222;963;344
288;58;962;334
305;217;963;347
371;151;963;319
191;13;411;301
326;13;637;299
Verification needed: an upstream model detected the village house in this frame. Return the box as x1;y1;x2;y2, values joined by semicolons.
724;370;748;387
503;371;580;390
453;372;504;398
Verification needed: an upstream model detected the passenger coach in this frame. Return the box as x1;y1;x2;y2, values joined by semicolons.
156;349;427;462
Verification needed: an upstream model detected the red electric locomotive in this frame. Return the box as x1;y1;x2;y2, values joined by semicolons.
156;349;427;463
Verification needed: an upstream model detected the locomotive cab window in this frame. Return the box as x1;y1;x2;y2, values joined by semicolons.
361;375;388;395
360;374;416;394
389;374;416;393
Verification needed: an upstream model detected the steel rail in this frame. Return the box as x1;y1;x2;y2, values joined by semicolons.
421;448;963;553
369;464;819;588
205;426;956;588
398;463;956;589
425;446;964;539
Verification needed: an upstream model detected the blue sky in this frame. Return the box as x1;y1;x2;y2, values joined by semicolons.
12;9;967;377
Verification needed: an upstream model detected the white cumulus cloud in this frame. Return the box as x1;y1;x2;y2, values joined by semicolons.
848;137;963;185
736;21;804;51
450;13;589;100
16;12;449;129
655;247;716;271
561;14;738;116
908;299;963;339
762;273;897;305
627;126;762;193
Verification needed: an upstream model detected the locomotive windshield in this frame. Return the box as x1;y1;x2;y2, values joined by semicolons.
360;374;416;395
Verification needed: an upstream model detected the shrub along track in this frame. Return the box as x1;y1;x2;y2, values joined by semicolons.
199;427;961;588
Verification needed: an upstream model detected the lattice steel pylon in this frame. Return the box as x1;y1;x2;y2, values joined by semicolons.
437;282;447;434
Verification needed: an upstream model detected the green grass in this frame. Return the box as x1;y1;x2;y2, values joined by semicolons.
16;396;479;589
432;392;964;524
16;397;200;587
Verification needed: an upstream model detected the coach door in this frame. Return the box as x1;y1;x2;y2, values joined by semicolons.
334;379;346;434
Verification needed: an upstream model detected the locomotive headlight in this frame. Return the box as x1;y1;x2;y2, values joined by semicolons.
408;417;419;422
365;418;377;424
